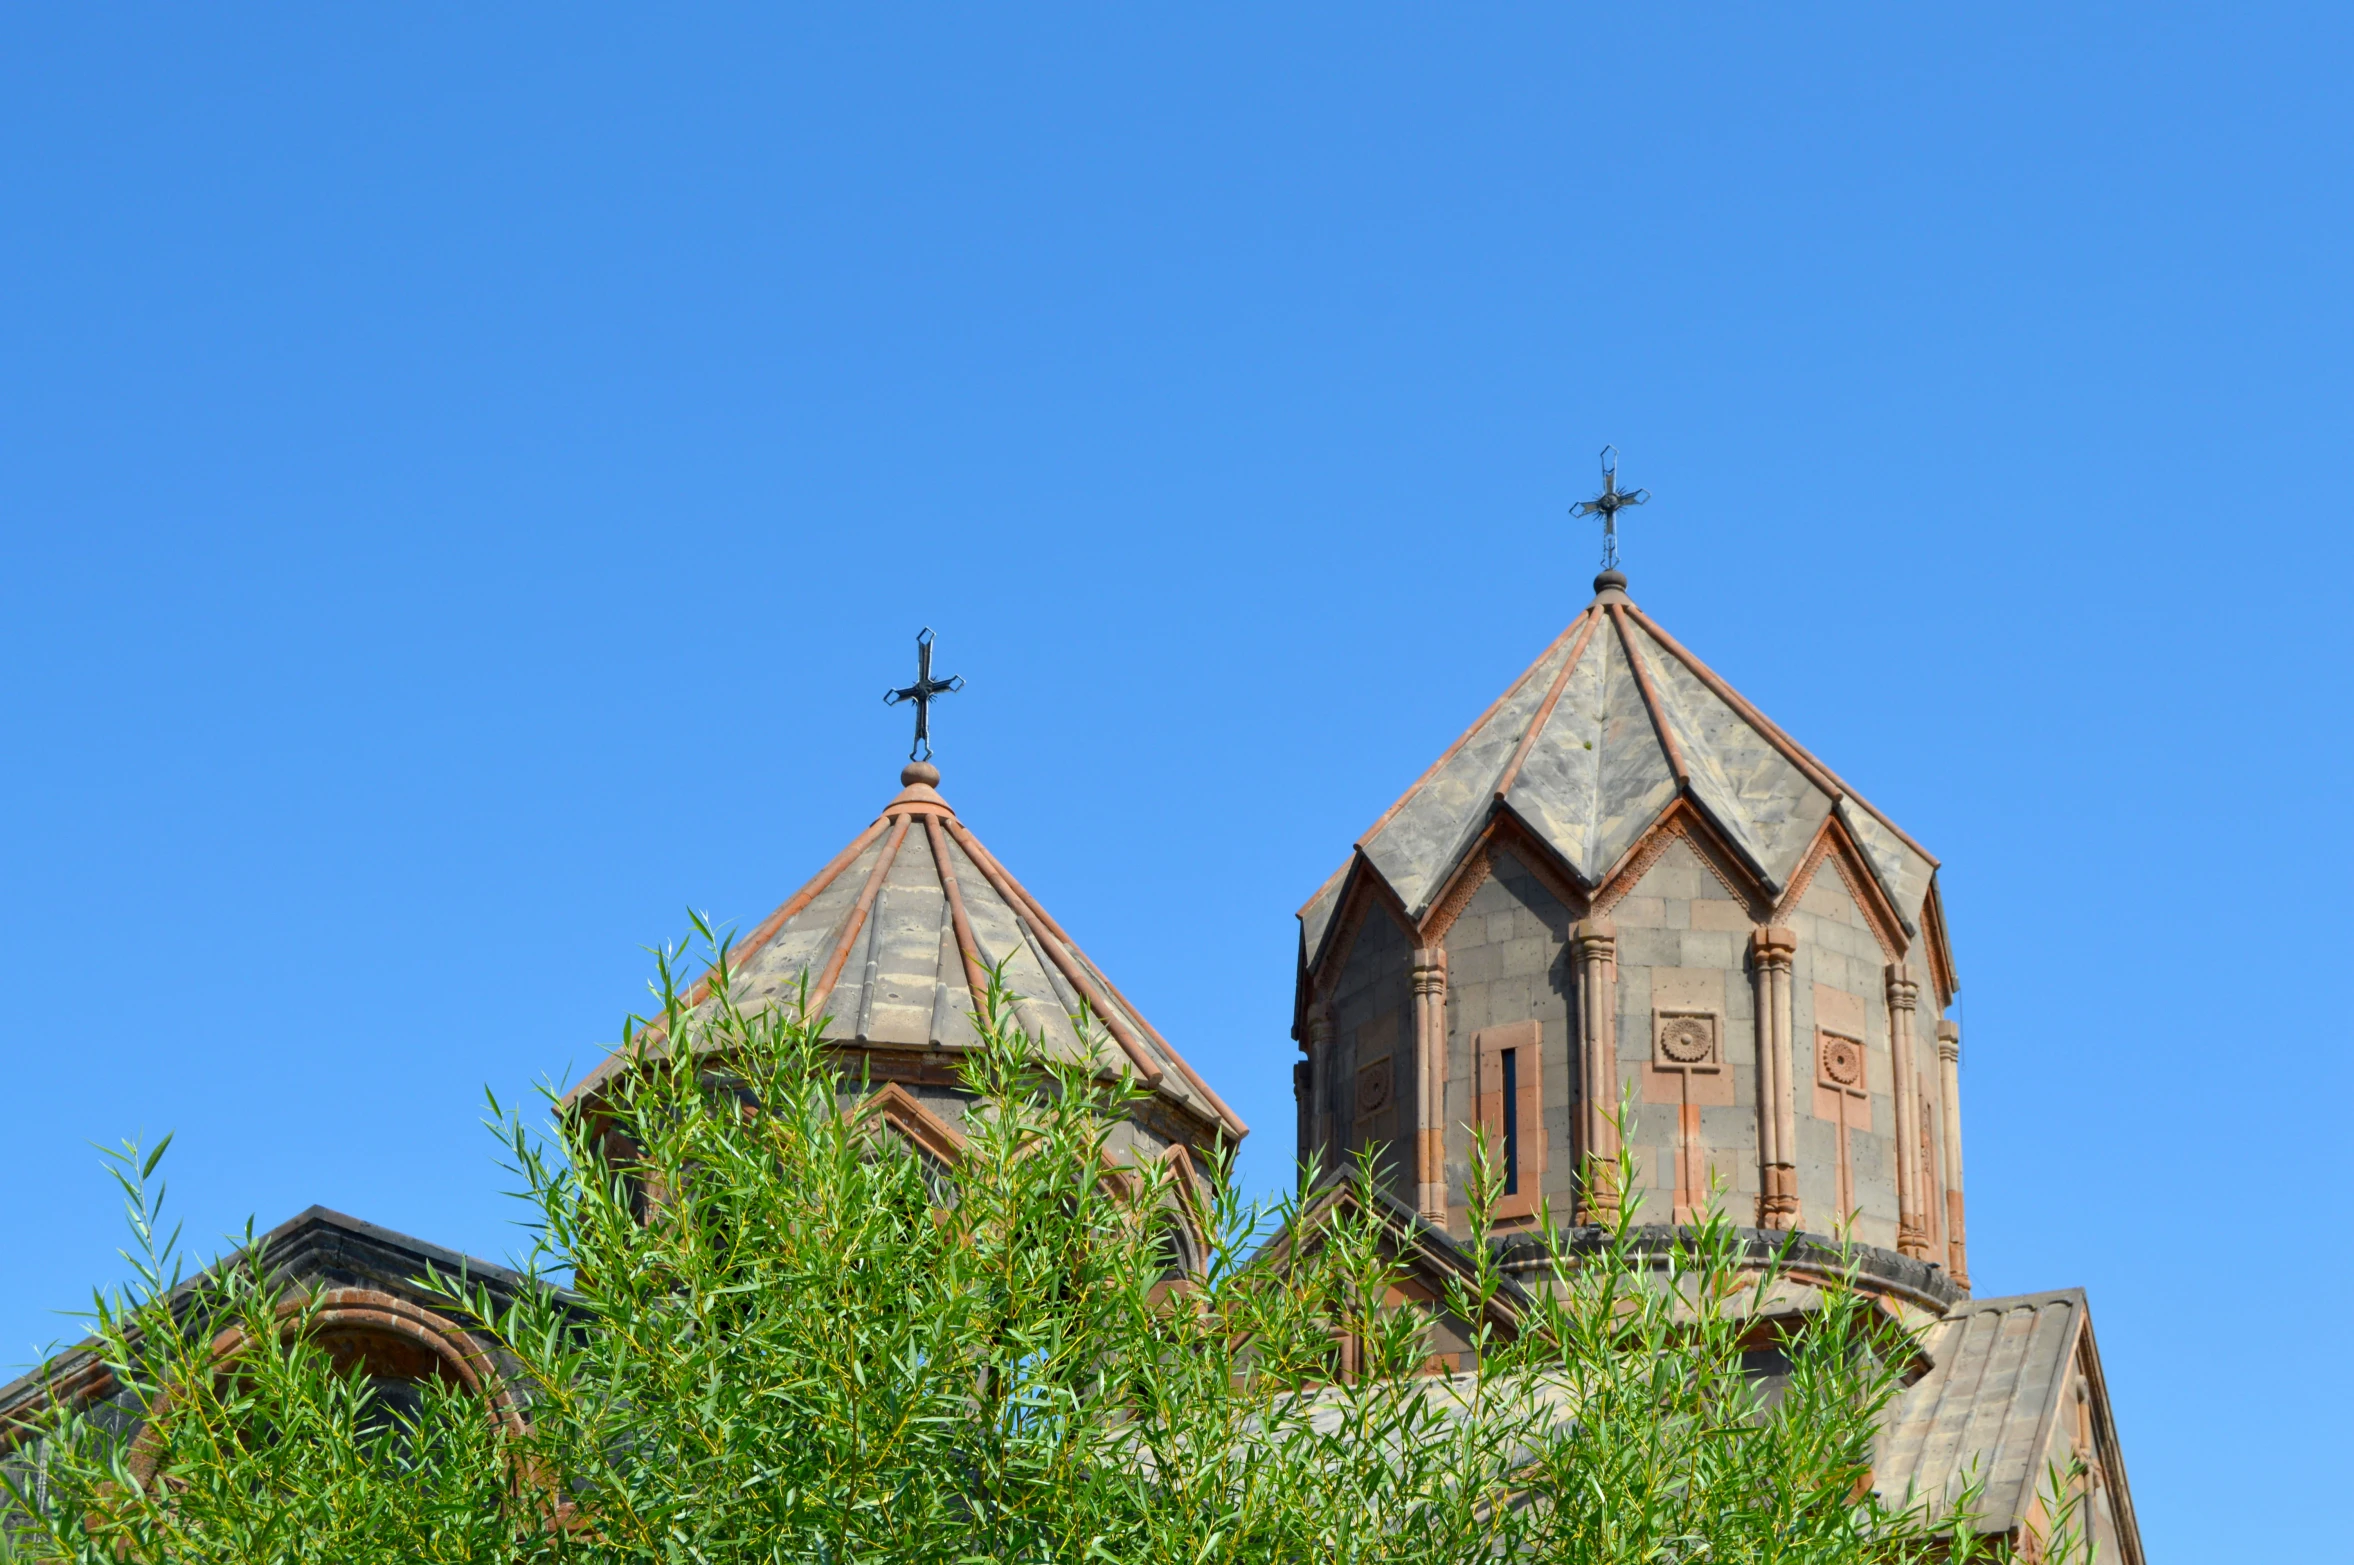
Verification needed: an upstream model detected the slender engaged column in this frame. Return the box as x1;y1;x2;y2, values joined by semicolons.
1572;919;1620;1223
1303;1004;1334;1178
1887;968;1929;1259
1751;927;1799;1229
1937;1020;1969;1288
1293;1059;1312;1175
1411;948;1449;1223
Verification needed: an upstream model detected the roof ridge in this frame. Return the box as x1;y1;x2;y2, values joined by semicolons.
1608;603;1689;788
673;816;891;1016
940;816;1215;1108
806;815;914;1024
1493;607;1605;802
946;814;1245;1138
1617;632;1795;892
922;813;992;1021
1357;610;1595;852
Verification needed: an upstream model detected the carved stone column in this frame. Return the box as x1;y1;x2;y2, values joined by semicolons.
1887;967;1929;1258
1293;1058;1312;1175
1302;1003;1334;1178
1751;927;1799;1229
1571;919;1620;1223
1937;1020;1969;1288
1411;948;1449;1224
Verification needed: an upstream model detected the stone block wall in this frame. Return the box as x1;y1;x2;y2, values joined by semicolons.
1302;824;1959;1280
1437;848;1576;1219
1326;897;1416;1194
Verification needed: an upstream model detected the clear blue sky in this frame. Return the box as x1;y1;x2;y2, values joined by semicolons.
5;7;2347;1553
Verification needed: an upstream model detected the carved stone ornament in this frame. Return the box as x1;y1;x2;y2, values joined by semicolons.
1355;1056;1393;1119
1819;1033;1864;1090
1654;1009;1720;1068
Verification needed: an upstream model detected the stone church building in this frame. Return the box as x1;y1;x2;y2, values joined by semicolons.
2;570;2143;1560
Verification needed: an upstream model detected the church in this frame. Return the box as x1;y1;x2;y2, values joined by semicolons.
1;541;2144;1560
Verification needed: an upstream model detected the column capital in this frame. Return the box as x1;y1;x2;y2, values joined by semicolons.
1885;966;1919;1010
1410;946;1448;995
1572;919;1617;959
1750;924;1797;968
1936;1019;1961;1063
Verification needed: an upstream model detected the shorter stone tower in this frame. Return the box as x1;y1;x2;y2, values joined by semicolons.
571;761;1245;1171
1294;572;1965;1303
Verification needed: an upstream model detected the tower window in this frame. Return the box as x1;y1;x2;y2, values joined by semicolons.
1475;1020;1545;1219
1501;1048;1520;1196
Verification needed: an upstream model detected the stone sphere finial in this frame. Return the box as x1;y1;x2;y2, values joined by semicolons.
1593;569;1628;596
901;760;941;788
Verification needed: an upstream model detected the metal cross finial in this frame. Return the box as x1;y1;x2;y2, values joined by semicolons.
883;627;964;762
1570;445;1651;572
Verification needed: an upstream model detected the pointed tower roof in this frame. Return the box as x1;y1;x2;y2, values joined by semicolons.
1301;572;1941;967
572;763;1244;1141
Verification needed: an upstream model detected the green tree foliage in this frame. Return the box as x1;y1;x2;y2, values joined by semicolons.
5;930;2066;1563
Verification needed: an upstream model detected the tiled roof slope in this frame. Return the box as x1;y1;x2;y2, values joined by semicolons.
1875;1287;2138;1560
569;767;1243;1140
1301;574;1938;963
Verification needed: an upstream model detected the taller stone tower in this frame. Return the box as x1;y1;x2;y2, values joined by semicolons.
1293;571;1967;1297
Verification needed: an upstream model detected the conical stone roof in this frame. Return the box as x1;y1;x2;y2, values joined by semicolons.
1302;573;1938;964
574;764;1243;1141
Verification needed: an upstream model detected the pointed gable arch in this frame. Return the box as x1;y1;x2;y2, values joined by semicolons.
1920;877;1959;1007
1590;801;1777;922
1774;817;1910;963
1303;850;1419;998
1417;807;1598;948
854;1083;969;1208
1147;1143;1215;1284
854;1081;969;1168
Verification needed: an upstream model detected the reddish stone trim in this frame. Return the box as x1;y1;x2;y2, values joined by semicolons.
807;813;914;1022
1591;804;1765;919
922;812;992;1021
678;818;889;1019
1156;1143;1213;1272
1492;608;1606;801
1472;1020;1546;1220
1821;840;1906;965
0;1356;120;1456
941;816;1168;1090
1593;817;1687;918
1483;808;1597;924
1608;604;1690;787
855;1081;970;1169
1671;804;1773;910
1418;843;1495;947
1921;876;1959;1008
125;1290;524;1484
1772;819;1908;963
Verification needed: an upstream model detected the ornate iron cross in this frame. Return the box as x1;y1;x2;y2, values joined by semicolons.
883;627;964;762
1571;445;1651;572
